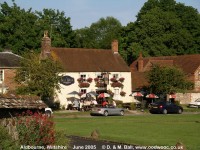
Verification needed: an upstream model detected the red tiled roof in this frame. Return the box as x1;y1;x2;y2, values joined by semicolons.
130;54;200;74
130;54;200;90
50;48;130;72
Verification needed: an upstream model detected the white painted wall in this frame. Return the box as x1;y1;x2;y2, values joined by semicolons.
54;72;133;108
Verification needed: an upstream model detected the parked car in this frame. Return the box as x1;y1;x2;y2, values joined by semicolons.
90;104;124;116
45;107;53;117
149;101;183;114
188;98;200;108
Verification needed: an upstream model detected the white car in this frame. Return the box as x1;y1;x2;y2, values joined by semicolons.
45;107;53;117
188;98;200;108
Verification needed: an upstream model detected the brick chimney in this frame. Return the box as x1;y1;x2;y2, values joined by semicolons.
40;30;51;59
138;52;143;72
112;40;118;54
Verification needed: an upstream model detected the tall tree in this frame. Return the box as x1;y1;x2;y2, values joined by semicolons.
0;1;38;54
0;1;77;55
15;52;63;100
120;0;200;65
75;16;122;49
147;65;194;94
35;9;77;48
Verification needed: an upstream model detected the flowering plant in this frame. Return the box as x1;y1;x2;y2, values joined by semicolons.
111;82;124;88
79;82;90;88
119;77;125;82
87;77;93;83
16;110;55;146
94;78;99;82
120;91;126;96
110;78;117;82
77;77;84;83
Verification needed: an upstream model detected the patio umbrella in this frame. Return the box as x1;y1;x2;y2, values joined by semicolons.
68;91;79;96
81;92;96;98
88;91;98;96
146;93;159;98
67;97;79;102
98;93;110;98
131;92;143;97
67;91;80;100
169;94;176;99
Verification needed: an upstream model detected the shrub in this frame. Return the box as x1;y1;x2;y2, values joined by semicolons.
174;100;180;106
16;110;55;146
0;125;18;150
130;103;136;110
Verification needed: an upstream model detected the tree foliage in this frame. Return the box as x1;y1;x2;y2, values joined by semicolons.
120;0;200;65
75;16;122;49
147;65;194;94
0;1;77;55
15;52;63;100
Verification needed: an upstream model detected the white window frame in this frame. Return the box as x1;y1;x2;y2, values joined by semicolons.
112;73;119;79
95;72;103;79
80;89;87;94
0;70;4;83
114;88;119;95
80;73;87;82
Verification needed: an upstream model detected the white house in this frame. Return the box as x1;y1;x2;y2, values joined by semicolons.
40;31;134;107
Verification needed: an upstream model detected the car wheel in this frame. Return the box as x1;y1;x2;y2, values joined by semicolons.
45;110;52;117
120;110;124;116
104;111;108;116
162;109;167;114
178;109;182;114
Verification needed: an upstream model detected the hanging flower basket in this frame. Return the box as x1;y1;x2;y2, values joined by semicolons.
110;78;118;82
120;91;126;96
94;78;99;82
111;82;123;88
119;77;125;82
77;77;84;83
79;82;90;88
95;82;105;87
87;77;93;83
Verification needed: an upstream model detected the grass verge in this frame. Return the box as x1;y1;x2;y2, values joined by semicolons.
54;114;200;150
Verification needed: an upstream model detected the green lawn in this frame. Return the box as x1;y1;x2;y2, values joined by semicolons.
54;114;200;150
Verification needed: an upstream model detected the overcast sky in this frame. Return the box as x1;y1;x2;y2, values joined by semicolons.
2;0;200;29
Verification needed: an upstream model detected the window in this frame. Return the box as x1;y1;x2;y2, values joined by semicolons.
114;89;119;95
80;89;87;94
0;70;4;83
80;74;86;81
113;74;119;79
96;74;103;79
